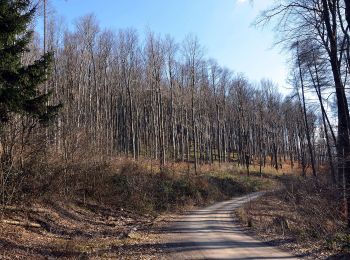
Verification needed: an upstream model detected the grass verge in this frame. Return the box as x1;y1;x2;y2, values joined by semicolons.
235;176;349;259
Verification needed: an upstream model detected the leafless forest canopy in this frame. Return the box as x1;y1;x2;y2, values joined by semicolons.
18;13;328;175
3;1;350;257
25;0;350;229
2;0;350;215
1;0;350;203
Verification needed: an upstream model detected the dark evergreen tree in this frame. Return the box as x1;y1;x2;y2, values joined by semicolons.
0;0;61;125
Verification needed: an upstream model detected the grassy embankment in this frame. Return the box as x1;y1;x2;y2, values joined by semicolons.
236;173;349;259
0;157;277;259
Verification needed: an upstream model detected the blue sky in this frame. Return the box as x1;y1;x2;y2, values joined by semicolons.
46;0;289;92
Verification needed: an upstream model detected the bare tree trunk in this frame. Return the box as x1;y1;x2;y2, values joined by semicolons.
297;43;317;177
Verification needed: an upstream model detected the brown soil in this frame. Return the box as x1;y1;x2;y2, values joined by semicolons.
0;201;165;259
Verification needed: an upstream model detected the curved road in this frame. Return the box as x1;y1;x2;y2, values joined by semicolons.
162;192;301;260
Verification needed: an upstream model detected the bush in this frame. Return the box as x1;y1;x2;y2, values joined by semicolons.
3;155;272;216
236;175;348;258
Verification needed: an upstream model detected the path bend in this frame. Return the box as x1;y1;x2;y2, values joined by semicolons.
162;192;301;260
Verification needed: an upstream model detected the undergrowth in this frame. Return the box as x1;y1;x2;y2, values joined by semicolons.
8;158;275;215
236;175;349;258
98;161;274;214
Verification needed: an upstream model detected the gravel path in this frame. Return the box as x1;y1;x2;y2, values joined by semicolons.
162;192;301;260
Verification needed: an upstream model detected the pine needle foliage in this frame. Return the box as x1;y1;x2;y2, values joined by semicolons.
0;0;61;125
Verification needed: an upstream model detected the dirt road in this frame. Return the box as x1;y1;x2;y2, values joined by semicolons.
161;192;301;259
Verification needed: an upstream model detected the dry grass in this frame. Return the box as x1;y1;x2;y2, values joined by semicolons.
235;176;349;259
0;200;162;259
0;156;277;259
7;155;278;213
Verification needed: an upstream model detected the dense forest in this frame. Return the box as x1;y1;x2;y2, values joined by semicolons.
0;0;342;208
2;0;350;258
28;13;328;174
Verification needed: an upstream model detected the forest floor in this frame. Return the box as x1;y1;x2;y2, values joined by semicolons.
234;176;350;260
0;201;164;259
0;161;278;259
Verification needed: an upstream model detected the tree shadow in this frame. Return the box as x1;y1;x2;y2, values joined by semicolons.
0;238;86;259
96;240;301;259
